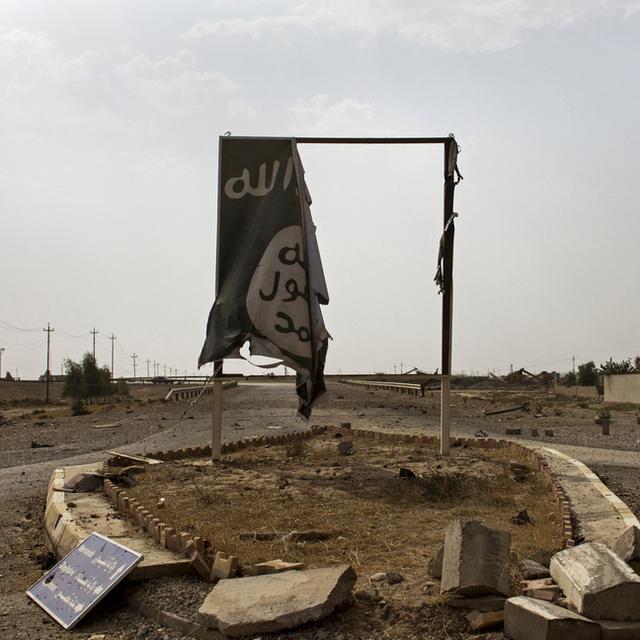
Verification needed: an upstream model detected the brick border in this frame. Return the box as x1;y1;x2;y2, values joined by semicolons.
102;425;575;578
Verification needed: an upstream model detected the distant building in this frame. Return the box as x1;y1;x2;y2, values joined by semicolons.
38;372;67;383
603;373;640;404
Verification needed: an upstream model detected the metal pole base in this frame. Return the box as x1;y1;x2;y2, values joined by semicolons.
440;375;451;455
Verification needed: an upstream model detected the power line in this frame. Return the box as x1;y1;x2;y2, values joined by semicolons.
0;319;41;333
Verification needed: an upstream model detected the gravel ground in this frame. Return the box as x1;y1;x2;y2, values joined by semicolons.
1;380;640;639
591;464;640;519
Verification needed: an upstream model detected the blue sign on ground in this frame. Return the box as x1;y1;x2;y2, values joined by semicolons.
26;532;143;629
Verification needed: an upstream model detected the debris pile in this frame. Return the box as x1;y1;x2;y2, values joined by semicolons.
425;520;640;638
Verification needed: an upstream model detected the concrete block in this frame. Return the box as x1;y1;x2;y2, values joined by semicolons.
440;519;511;597
612;525;640;564
504;596;600;640
198;565;356;637
598;619;640;639
191;551;212;580
550;542;640;621
465;609;504;631
520;558;551;580
211;551;239;580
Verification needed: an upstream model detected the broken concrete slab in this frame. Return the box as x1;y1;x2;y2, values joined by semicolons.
520;558;551;580
440;519;511;597
466;609;504;632
550;542;640;620
612;525;640;564
504;596;600;640
198;564;356;637
62;472;104;492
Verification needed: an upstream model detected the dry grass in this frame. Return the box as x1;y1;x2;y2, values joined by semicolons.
127;432;563;580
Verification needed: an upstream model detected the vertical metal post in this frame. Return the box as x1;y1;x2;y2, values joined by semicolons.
212;375;222;460
211;138;225;463
440;138;456;455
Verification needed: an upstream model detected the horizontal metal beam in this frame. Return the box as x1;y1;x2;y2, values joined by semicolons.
221;135;451;145
296;137;450;145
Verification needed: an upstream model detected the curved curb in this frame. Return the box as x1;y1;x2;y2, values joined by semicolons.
44;462;102;558
544;446;640;530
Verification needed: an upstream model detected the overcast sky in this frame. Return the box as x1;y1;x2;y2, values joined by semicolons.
1;1;639;380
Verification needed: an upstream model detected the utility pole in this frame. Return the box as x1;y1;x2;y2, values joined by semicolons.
43;323;54;404
90;327;99;359
0;347;4;379
164;364;167;377
131;353;138;381
400;362;403;374
146;359;150;378
109;334;116;380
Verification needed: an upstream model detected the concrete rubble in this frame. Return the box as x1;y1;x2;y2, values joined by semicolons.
612;525;640;564
504;596;601;640
210;551;239;580
242;559;305;576
550;542;640;620
522;578;562;602
520;558;551;580
597;619;640;640
440;519;511;597
198;564;357;637
466;609;504;631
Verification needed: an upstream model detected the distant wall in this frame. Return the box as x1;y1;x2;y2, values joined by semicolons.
604;374;640;404
554;384;599;399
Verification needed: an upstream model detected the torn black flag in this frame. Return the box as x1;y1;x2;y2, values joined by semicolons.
198;137;330;418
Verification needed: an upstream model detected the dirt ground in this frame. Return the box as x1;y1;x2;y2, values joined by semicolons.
0;378;639;639
130;431;561;569
123;430;561;640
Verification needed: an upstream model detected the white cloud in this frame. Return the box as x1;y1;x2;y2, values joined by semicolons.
116;49;237;116
624;2;640;17
227;98;257;119
186;14;314;39
288;94;393;136
185;1;638;51
0;29;99;136
0;28;98;83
